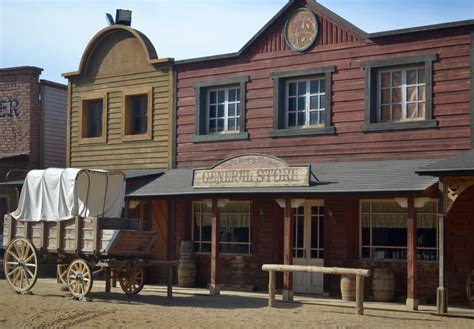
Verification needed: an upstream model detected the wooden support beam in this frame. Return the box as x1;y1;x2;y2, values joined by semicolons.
406;197;418;310
210;198;220;296
75;216;81;253
167;200;175;298
268;270;276;307
437;178;448;314
356;275;364;315
105;268;111;293
283;198;294;302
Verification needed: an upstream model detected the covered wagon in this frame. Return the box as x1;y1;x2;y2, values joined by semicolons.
2;168;157;297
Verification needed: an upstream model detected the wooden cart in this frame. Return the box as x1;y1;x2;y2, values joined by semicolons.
2;215;159;298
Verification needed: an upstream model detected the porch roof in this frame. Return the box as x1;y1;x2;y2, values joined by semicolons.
126;159;439;198
416;149;474;176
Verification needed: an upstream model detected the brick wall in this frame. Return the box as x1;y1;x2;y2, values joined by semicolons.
0;67;43;180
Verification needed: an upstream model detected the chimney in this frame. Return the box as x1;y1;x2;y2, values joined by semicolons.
115;9;132;26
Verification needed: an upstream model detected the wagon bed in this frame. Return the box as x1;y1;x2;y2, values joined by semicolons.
3;215;156;257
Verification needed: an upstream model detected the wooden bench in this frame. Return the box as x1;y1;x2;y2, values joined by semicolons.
262;264;371;315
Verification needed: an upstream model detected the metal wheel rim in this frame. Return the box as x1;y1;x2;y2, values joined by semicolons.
3;238;38;292
67;259;93;298
119;268;145;296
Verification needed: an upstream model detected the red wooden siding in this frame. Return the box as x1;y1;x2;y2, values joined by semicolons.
176;25;471;168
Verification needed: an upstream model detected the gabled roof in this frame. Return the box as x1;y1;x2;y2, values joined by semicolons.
176;0;474;65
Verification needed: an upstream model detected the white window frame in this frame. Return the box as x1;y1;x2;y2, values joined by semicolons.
359;199;438;262
207;87;241;134
285;77;326;128
377;66;426;123
191;201;252;255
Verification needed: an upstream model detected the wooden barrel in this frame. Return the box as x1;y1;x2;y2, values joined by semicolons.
178;258;196;287
180;241;194;259
372;268;395;302
340;275;356;301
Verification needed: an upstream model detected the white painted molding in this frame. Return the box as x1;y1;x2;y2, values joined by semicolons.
218;199;230;208
275;199;286;208
291;199;305;208
415;197;431;208
395;197;408;208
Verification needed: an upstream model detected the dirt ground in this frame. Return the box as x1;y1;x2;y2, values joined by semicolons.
0;279;473;329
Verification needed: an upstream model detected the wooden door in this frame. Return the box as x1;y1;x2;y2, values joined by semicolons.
293;200;325;294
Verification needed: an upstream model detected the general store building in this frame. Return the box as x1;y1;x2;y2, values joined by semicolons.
126;0;474;312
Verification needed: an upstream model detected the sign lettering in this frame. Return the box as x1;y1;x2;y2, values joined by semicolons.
0;98;20;118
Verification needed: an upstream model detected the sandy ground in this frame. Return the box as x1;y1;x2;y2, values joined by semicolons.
0;279;473;329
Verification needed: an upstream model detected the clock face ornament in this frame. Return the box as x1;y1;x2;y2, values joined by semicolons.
284;8;319;52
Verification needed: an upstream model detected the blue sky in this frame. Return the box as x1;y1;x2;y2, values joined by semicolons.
1;0;473;83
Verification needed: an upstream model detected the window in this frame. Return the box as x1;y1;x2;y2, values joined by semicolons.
360;200;438;262
208;87;241;133
192;201;252;255
122;87;152;141
270;66;335;137
79;93;107;144
362;54;437;132
378;67;426;122
286;78;326;128
193;76;249;143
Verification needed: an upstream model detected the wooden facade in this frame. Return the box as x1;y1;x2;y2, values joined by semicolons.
64;25;174;170
175;1;472;168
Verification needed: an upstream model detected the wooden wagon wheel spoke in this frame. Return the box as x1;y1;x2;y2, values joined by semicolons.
66;259;93;298
119;267;145;296
3;238;39;293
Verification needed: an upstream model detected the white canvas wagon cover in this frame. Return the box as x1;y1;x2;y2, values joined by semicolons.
12;168;126;221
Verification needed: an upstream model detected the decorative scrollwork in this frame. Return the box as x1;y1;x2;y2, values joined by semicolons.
445;177;474;213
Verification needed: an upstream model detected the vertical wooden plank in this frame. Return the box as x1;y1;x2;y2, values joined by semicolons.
283;198;294;302
24;221;30;239
167;265;173;298
40;221;46;250
93;217;100;254
269;270;276;307
7;214;14;244
167;200;175;298
75;216;81;252
210;198;220;296
56;221;62;251
406;197;418;310
105;268;111;293
356;275;364;315
252;199;259;255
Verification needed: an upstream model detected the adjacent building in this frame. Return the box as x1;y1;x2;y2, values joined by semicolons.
0;66;67;222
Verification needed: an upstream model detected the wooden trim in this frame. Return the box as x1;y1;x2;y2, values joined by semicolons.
66;82;72;167
121;86;153;142
171;67;177;169
39;221;46;250
210;198;220;295
56;221;62;251
270;126;335;137
39;83;45;167
270;65;336;79
470;26;474;149
192;76;249;89
192;132;249;143
75;216;81;252
283;198;294;301
78;91;108;145
362;120;437;132
406;197;418;309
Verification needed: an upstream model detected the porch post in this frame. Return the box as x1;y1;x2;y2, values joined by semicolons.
406;197;418;310
210;198;220;296
437;178;448;314
283;198;294;301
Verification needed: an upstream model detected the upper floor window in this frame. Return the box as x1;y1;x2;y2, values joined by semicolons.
270;66;335;137
79;93;107;144
192;76;249;143
362;54;437;132
208;87;241;133
286;78;326;128
378;67;426;122
122;87;152;141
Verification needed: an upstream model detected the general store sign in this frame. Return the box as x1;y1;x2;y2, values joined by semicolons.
193;154;310;188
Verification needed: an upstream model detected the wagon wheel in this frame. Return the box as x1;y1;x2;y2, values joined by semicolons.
467;270;474;308
67;259;93;298
3;238;38;293
119;267;145;296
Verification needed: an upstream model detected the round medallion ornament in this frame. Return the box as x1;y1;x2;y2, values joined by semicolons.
284;8;319;52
